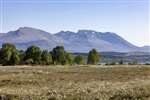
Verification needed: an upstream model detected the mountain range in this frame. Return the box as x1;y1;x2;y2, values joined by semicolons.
0;27;149;53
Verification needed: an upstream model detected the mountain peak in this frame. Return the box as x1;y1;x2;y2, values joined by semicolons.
15;27;52;36
78;29;97;33
18;27;43;32
18;27;36;31
19;26;37;29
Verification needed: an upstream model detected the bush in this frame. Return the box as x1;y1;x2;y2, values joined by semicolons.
74;55;85;65
41;50;52;65
25;59;34;65
63;52;73;65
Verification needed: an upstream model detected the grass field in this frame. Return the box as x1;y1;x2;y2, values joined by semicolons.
0;65;150;100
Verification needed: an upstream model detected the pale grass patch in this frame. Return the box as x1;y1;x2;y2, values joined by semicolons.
0;65;149;99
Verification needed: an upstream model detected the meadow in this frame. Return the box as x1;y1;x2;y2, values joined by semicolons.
0;65;150;100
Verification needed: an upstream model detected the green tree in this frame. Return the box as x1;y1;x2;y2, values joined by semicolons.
51;46;73;65
18;50;25;64
63;52;73;65
0;43;20;65
41;50;52;65
74;55;85;65
24;45;42;65
51;46;65;65
9;52;20;65
87;49;100;64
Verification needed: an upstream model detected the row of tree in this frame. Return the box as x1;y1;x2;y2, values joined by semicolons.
0;43;100;66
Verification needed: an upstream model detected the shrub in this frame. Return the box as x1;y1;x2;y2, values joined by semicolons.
41;50;52;65
74;55;85;65
63;52;73;65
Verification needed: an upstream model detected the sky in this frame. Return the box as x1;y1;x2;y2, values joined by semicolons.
0;0;149;46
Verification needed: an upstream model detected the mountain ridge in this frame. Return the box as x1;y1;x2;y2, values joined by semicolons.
0;27;149;53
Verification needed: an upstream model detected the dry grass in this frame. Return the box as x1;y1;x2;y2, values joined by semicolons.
0;65;150;100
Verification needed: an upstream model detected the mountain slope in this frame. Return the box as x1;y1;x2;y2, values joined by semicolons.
55;30;142;52
0;27;149;52
0;27;63;50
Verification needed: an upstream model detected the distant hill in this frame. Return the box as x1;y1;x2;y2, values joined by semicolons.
0;27;149;52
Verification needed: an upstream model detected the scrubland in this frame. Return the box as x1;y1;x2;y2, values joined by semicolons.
0;65;150;100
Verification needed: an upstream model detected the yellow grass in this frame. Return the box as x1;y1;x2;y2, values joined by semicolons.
0;65;150;100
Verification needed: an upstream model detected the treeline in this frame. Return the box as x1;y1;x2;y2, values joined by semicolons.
0;43;100;66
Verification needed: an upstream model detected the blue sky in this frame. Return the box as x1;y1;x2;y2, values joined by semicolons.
0;0;149;46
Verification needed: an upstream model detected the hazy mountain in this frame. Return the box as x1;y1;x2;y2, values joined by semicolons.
0;27;149;52
55;30;147;52
140;46;150;52
0;27;63;50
